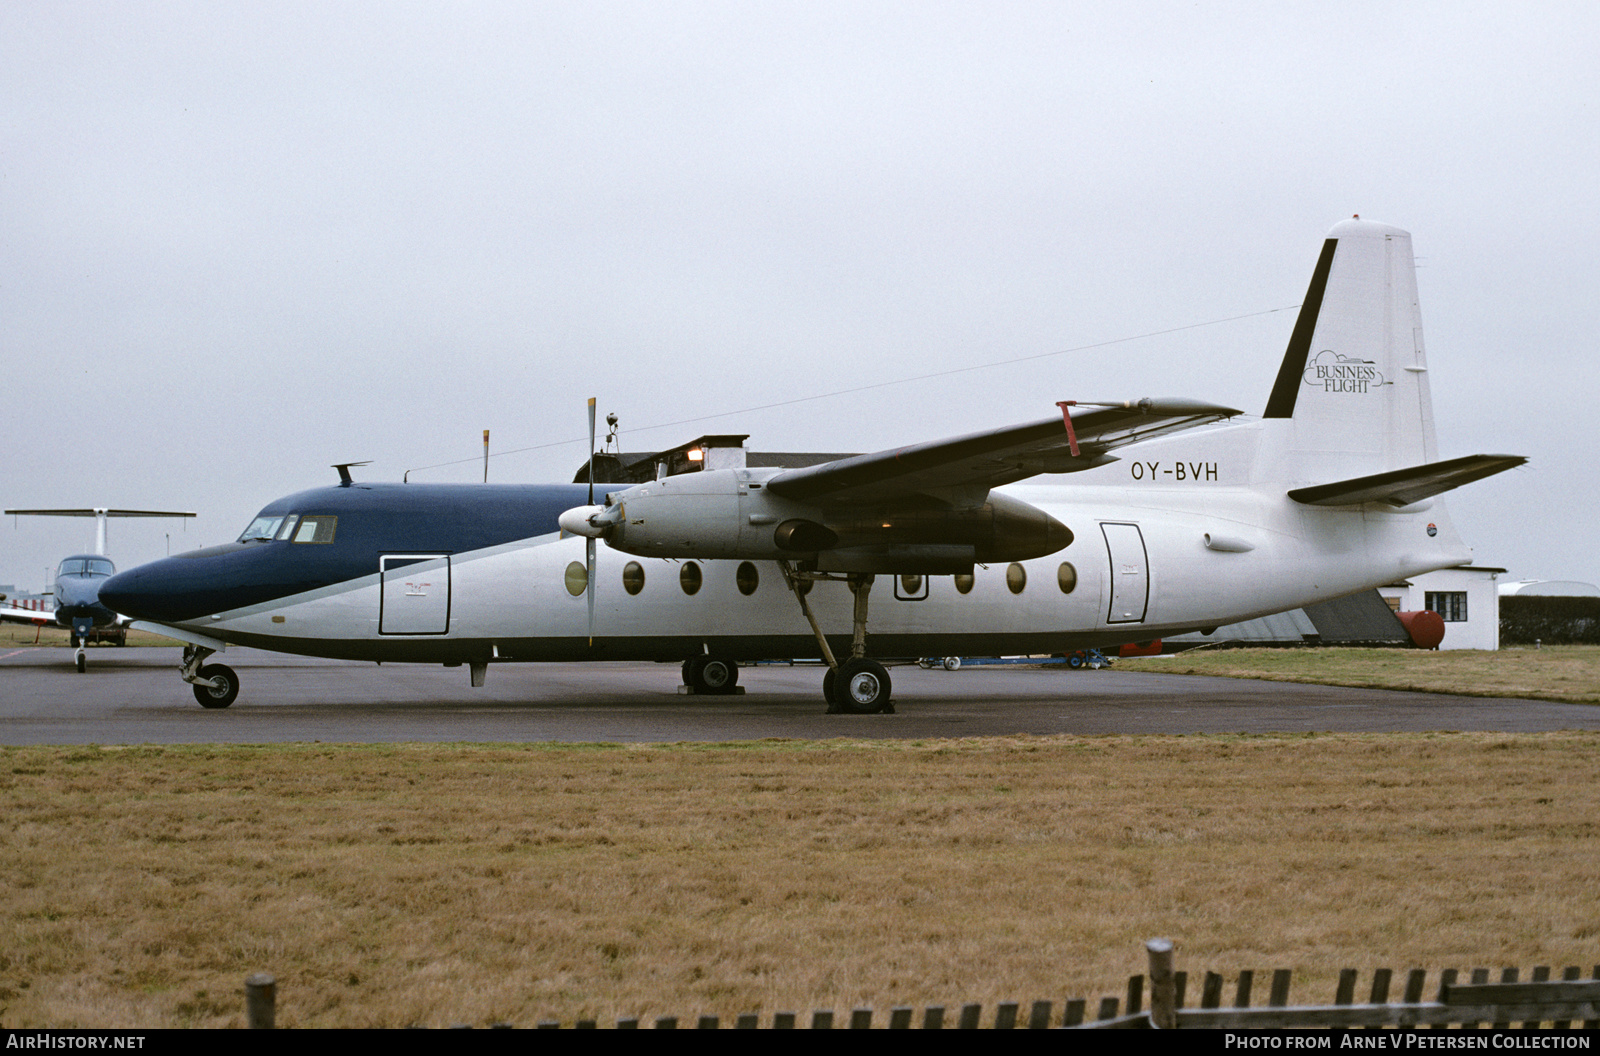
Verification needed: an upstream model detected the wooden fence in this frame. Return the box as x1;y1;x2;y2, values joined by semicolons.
242;941;1600;1028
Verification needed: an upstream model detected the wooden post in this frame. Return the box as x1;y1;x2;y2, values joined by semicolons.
1147;938;1176;1029
244;972;275;1029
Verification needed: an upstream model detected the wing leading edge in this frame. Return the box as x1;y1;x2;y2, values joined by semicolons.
764;398;1241;505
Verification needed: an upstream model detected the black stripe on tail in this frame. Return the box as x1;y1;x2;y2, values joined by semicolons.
1263;238;1339;418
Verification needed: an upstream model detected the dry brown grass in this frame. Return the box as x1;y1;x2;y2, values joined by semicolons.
0;625;178;648
1117;645;1600;705
4;734;1599;1027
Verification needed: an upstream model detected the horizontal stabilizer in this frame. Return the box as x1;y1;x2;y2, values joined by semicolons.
1287;453;1526;507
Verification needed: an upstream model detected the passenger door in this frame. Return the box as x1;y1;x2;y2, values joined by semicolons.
1100;523;1149;624
379;554;451;634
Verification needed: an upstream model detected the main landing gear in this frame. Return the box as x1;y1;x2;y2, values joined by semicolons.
181;644;239;709
779;562;894;715
682;654;741;695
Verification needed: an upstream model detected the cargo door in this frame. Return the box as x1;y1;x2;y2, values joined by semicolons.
379;554;451;634
1100;523;1149;624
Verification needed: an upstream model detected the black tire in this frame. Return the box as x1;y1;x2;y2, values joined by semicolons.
75;652;86;673
823;667;838;706
835;658;892;714
193;664;240;709
1068;653;1085;669
683;655;739;695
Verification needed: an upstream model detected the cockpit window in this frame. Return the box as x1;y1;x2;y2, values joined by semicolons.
290;515;337;544
239;516;285;542
56;558;114;577
275;515;300;541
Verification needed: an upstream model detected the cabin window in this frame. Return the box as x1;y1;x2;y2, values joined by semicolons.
1057;562;1077;594
291;515;337;544
736;562;759;596
953;573;975;595
1426;591;1468;622
900;574;923;595
564;561;588;597
1006;563;1027;594
622;561;645;596
680;562;703;595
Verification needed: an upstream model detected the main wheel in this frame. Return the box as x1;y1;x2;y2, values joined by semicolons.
835;658;892;714
193;663;240;709
682;655;739;695
75;651;86;673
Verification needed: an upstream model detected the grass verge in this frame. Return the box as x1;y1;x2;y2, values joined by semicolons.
4;734;1599;1027
1115;645;1600;705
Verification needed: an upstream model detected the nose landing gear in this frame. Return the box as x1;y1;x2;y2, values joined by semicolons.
181;644;239;709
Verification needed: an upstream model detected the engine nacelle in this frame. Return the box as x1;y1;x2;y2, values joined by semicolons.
582;468;1072;571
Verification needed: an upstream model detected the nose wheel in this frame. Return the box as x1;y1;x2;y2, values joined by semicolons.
181;645;240;708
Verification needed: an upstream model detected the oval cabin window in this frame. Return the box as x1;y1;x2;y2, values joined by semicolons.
1006;563;1027;595
622;561;645;596
1057;562;1077;594
736;562;759;596
564;561;588;597
954;573;975;595
680;562;703;596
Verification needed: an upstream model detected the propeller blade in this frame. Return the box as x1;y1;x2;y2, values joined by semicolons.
587;398;597;647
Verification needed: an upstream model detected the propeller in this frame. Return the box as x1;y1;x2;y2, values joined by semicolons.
586;397;597;647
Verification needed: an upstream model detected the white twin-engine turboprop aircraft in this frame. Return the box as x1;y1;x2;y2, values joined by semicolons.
102;218;1524;712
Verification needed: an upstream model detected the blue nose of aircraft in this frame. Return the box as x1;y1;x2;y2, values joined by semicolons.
101;555;222;622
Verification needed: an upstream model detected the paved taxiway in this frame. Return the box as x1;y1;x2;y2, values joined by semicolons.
2;646;1596;744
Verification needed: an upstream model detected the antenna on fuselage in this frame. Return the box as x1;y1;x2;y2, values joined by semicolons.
332;462;372;486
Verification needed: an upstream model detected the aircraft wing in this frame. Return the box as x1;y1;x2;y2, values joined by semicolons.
0;602;56;628
764;398;1240;505
1287;453;1527;507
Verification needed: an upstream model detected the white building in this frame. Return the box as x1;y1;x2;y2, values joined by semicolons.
1379;566;1505;651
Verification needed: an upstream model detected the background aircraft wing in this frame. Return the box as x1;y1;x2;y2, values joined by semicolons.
764;398;1240;505
0;602;56;628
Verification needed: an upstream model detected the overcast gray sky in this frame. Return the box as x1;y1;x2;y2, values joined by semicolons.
3;1;1596;594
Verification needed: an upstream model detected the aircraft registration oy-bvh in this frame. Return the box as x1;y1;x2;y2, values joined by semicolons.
102;218;1525;712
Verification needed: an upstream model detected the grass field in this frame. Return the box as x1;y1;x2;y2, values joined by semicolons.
1116;645;1600;705
4;733;1600;1028
0;625;178;648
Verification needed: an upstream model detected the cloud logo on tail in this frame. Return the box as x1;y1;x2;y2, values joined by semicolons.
1303;350;1386;394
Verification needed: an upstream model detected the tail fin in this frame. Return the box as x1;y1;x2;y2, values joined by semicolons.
1264;218;1437;482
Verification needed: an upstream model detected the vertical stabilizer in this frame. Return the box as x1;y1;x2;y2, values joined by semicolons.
1263;218;1437;482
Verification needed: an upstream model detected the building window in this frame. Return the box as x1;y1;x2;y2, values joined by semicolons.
1426;591;1468;622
